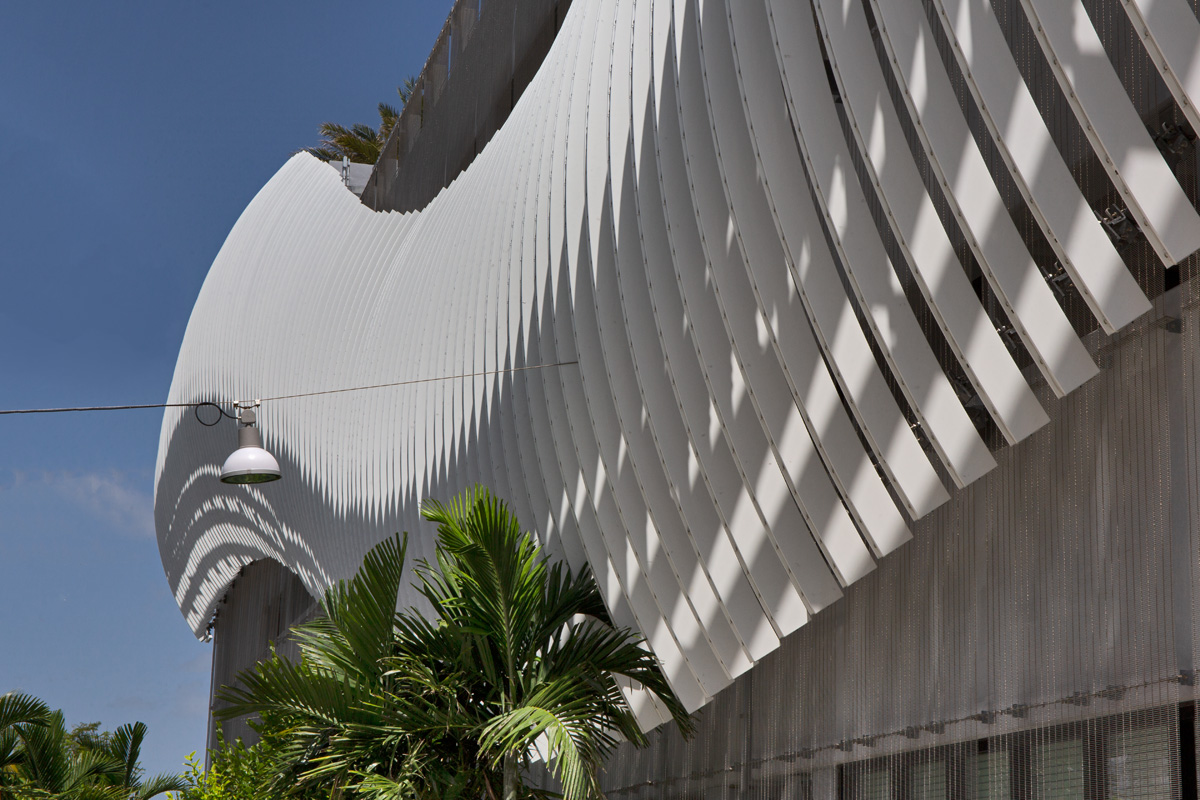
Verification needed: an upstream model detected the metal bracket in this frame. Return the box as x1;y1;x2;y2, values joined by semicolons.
1153;121;1195;159
1100;205;1142;248
1044;262;1074;299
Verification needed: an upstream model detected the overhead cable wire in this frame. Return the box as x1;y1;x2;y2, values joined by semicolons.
0;360;581;416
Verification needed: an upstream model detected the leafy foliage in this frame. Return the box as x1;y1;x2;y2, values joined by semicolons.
170;729;286;800
0;701;185;800
411;490;693;799
216;488;692;800
0;693;48;795
396;77;419;107
306;79;418;164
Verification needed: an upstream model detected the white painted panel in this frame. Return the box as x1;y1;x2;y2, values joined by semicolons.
689;0;895;572
660;0;844;618
558;0;718;706
802;0;1050;444
931;0;1151;334
157;0;1174;730
648;0;815;640
755;0;997;491
722;0;966;519
1120;0;1200;138
863;0;1099;397
602;0;755;677
1019;0;1200;264
625;0;792;662
567;0;737;693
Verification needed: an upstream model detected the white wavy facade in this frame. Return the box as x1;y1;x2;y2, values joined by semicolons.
155;0;1200;727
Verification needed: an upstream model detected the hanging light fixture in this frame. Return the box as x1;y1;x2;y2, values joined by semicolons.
220;404;281;484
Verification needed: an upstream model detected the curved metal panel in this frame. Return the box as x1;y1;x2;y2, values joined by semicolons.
1119;0;1200;140
929;0;1152;334
864;0;1100;397
754;0;997;489
157;0;1182;724
1017;0;1200;265
802;0;1052;444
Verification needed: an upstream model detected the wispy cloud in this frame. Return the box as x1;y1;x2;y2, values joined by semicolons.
4;470;156;539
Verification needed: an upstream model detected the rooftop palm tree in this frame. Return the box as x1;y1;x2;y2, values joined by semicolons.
218;488;692;800
306;80;417;165
396;77;419;107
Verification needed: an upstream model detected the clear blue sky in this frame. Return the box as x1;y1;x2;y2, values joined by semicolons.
0;1;454;779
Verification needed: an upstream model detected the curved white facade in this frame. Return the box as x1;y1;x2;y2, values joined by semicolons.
156;0;1196;721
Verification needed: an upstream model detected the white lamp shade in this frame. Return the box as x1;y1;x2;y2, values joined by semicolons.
220;426;282;484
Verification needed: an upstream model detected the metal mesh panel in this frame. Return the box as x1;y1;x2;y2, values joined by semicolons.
599;275;1193;790
601;163;1195;798
1105;719;1175;800
596;0;1200;781
207;558;319;751
189;0;1200;792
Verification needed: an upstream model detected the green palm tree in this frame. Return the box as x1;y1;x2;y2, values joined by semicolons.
215;535;417;798
2;710;184;800
15;711;123;800
408;490;692;800
0;694;49;733
306;80;417;165
1;693;50;795
218;488;692;800
95;722;188;800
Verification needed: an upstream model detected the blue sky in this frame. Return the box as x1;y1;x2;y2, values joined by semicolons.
0;1;454;778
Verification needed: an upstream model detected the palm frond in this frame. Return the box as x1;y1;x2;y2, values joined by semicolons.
317;122;355;139
378;103;402;141
68;784;130;800
63;747;123;794
16;711;71;793
312;119;384;164
0;728;22;774
479;696;607;800
320;533;407;678
106;721;146;787
397;76;419;107
303;146;341;162
355;771;419;800
419;489;546;697
542;618;686;726
0;692;49;731
217;655;363;727
134;771;189;800
216;535;409;792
